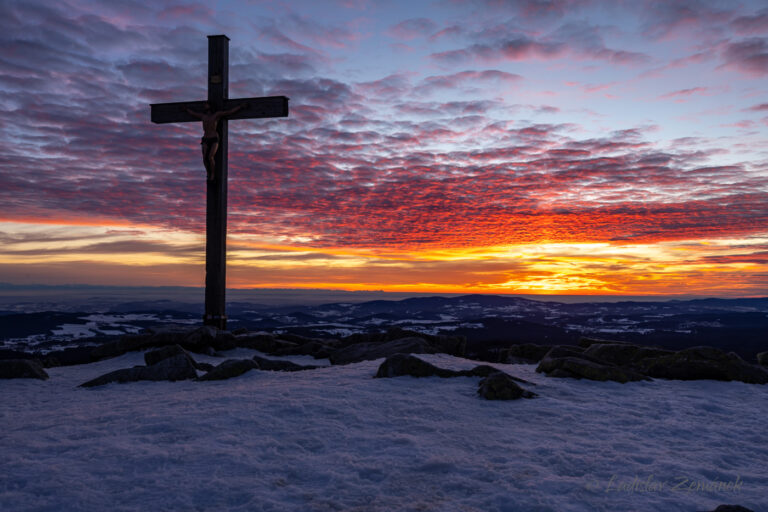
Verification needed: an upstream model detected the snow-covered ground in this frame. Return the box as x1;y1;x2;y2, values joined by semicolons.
1;350;766;512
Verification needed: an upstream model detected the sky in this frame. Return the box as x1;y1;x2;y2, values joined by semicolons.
1;0;767;297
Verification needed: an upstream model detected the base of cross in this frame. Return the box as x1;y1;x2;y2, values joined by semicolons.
203;314;227;330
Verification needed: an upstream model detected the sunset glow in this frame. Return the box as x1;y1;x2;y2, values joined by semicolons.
1;0;767;296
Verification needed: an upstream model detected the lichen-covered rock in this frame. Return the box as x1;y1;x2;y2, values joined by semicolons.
757;351;768;366
478;372;536;400
251;355;318;372
144;344;210;371
374;353;460;378
0;359;49;380
708;505;755;512
196;359;259;381
537;356;649;383
504;344;553;363
79;354;198;387
634;346;768;384
583;343;672;367
329;337;438;365
578;336;633;349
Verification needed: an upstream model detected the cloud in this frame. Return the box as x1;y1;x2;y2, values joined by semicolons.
417;70;522;95
721;38;768;75
431;22;648;66
731;8;768;35
387;18;438;40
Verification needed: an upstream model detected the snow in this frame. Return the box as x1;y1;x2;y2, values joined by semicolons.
2;351;767;512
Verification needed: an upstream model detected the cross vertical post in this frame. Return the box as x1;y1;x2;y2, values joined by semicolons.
149;35;289;331
205;35;229;330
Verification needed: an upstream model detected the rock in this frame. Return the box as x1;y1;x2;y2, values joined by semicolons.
144;344;211;371
374;355;533;385
374;353;462;378
79;354;198;387
234;333;298;354
0;359;49;380
757;351;767;366
582;343;672;367
478;372;536;400
329;337;438;365
182;326;236;351
273;340;336;359
709;506;755;512
578;336;633;349
251;355;318;372
196;359;259;381
635;346;768;384
341;328;466;357
537;356;649;383
504;343;553;363
0;349;38;361
542;345;587;359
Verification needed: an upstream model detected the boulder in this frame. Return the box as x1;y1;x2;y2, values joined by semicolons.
537;356;649;383
251;355;318;372
144;344;209;371
504;344;553;363
757;351;767;366
341;328;466;357
578;336;633;349
0;359;49;380
0;349;38;361
181;326;236;351
79;354;198;387
634;346;768;384
273;340;336;359
374;353;462;378
234;333;299;354
329;337;438;365
583;343;640;366
374;355;533;384
709;506;755;512
196;359;259;381
542;345;587;359
478;372;537;400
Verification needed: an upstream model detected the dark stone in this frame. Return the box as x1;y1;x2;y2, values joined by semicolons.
583;343;640;366
578;336;633;349
79;354;198;387
757;351;767;366
373;354;534;385
709;506;755;512
478;372;536;400
504;344;552;363
341;328;466;357
273;340;336;359
0;349;38;361
542;345;585;358
329;337;438;365
537;356;649;383
144;344;208;371
374;353;461;378
634;346;768;384
251;355;318;372
235;333;298;354
196;359;259;381
182;325;236;351
0;359;49;380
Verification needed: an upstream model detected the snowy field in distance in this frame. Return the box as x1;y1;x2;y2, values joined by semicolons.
1;350;766;512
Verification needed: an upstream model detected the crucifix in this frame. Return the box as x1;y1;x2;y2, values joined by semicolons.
150;35;288;330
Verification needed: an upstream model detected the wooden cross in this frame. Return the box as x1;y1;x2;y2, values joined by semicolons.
150;35;288;330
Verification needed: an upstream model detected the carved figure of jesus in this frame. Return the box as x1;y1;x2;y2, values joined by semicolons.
185;102;245;181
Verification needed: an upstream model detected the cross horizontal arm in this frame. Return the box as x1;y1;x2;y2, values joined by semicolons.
150;96;289;124
224;96;289;121
150;100;209;124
